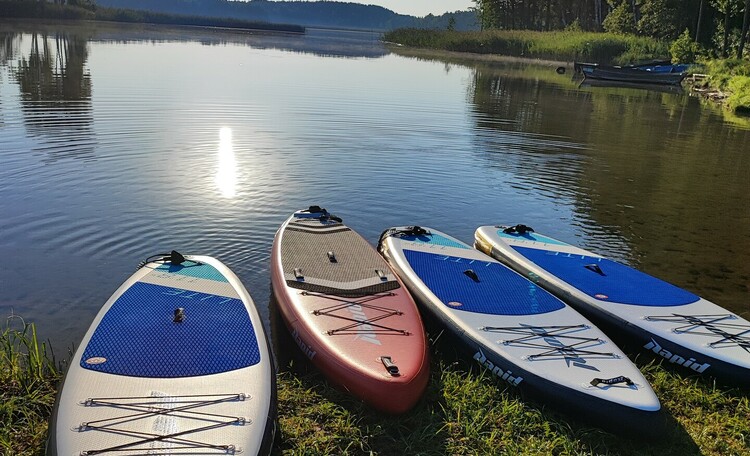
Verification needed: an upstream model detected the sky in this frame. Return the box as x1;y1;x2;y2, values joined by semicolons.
363;0;474;16
276;0;475;17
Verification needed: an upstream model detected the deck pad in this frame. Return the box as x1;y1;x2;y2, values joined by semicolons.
513;246;700;306
404;249;564;315
80;281;261;377
281;223;399;296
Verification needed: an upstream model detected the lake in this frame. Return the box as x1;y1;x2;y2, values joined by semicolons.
1;22;748;354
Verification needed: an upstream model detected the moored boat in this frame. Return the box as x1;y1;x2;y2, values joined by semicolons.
574;62;687;85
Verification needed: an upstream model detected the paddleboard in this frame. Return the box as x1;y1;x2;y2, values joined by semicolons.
271;207;429;414
47;252;276;456
475;224;750;384
379;226;661;434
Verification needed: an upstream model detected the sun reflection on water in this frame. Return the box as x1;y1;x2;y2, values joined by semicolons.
215;126;237;198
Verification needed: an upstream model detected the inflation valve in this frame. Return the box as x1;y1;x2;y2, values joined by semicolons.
381;356;400;376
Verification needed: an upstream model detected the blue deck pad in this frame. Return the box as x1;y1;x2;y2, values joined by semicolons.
496;229;569;246
403;250;565;315
155;262;229;283
400;233;470;249
513;246;700;307
81;282;261;377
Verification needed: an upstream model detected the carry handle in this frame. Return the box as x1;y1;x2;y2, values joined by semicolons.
381;356;400;376
590;376;634;387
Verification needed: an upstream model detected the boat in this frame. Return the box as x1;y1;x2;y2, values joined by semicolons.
378;226;662;435
627;61;690;73
271;207;429;414
574;62;687;85
475;225;750;385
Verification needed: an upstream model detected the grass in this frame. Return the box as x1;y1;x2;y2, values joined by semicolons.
1;318;60;455
5;318;749;455
274;327;750;456
383;29;669;65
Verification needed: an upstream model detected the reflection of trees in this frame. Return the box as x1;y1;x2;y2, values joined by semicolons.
469;68;592;205
0;32;22;128
0;32;20;66
14;31;96;162
470;65;750;313
92;26;388;59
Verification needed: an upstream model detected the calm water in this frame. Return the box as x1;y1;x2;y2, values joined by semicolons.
1;22;748;353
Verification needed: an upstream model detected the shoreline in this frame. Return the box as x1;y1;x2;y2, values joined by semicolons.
385;43;570;68
387;42;749;119
4;319;750;455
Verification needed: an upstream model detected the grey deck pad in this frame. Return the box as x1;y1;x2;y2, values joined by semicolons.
282;222;400;297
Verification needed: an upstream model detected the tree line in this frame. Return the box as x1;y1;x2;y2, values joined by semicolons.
473;0;750;59
1;0;481;31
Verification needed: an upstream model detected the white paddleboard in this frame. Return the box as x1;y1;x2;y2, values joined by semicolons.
47;252;276;456
379;226;661;435
475;225;750;384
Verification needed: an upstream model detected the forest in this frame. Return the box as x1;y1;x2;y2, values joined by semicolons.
473;0;750;59
0;0;481;31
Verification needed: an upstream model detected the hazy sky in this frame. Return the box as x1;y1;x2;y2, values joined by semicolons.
279;0;475;17
365;0;474;16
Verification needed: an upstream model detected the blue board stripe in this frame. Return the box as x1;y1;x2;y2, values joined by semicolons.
495;229;569;246
401;233;470;249
513;246;700;307
404;249;565;315
155;262;229;282
81;282;261;377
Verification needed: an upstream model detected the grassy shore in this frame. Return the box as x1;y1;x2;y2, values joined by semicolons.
384;28;750;117
6;320;749;455
1;320;59;455
383;29;669;65
696;59;750;116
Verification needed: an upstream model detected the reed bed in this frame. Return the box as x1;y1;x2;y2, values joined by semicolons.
384;29;669;65
1;319;59;455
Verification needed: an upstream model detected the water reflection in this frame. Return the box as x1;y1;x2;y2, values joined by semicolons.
578;78;685;95
0;32;21;128
0;31;20;65
13;31;95;162
91;25;387;59
216;127;237;198
467;62;750;312
1;23;748;354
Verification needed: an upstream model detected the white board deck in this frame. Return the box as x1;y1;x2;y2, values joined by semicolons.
475;225;750;383
379;226;661;434
48;254;275;456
